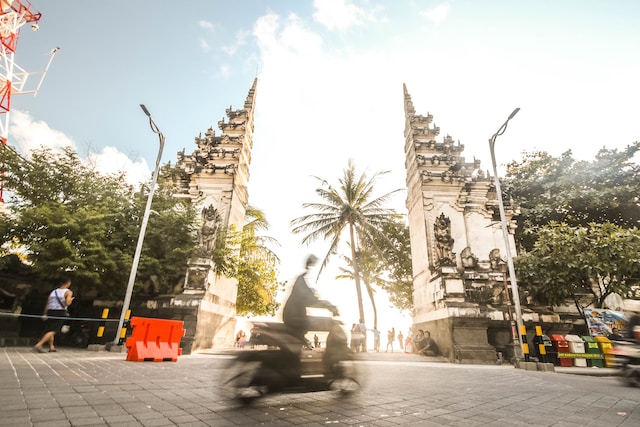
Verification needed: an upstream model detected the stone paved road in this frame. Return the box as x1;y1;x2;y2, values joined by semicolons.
1;347;639;426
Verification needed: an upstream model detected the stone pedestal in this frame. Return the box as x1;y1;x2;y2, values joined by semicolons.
450;317;498;364
168;295;202;354
173;258;238;352
184;258;213;292
488;320;520;363
414;315;498;365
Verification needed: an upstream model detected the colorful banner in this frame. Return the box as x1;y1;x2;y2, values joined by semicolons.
584;308;627;336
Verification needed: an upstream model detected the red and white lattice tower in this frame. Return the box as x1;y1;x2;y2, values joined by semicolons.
0;0;56;203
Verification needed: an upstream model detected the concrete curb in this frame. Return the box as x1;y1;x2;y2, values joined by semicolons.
554;366;619;376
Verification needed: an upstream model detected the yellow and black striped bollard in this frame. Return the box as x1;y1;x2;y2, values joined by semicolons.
520;324;530;361
96;308;109;342
118;309;131;346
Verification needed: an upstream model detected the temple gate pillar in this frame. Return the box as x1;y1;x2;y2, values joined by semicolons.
168;79;258;352
402;84;520;363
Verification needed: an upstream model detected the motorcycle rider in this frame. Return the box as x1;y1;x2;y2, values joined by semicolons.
227;256;353;399
282;255;340;343
281;255;350;377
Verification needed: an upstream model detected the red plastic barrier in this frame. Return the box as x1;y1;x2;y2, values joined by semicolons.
125;317;185;362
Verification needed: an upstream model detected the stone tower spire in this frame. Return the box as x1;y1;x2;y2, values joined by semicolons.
170;79;259;351
403;83;415;117
244;78;258;111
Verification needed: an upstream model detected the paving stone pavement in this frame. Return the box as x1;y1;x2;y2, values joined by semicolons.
1;347;639;426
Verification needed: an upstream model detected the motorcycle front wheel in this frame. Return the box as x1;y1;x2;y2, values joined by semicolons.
223;358;266;404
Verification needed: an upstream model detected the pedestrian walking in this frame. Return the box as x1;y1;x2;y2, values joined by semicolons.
34;277;73;353
386;327;395;352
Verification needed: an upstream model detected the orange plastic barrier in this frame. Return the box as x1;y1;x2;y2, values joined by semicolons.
125;317;185;362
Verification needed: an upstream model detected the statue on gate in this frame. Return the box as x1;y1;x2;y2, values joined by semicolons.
434;213;455;267
198;205;221;256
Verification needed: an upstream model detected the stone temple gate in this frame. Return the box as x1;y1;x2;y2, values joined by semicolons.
147;80;569;356
403;84;525;364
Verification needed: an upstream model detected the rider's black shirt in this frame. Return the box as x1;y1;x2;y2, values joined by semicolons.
282;273;335;331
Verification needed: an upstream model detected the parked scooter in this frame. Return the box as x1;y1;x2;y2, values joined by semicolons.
224;316;360;404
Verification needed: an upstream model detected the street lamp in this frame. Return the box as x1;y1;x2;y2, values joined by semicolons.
488;107;524;360
113;105;165;345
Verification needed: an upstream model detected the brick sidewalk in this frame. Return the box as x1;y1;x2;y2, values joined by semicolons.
1;347;636;426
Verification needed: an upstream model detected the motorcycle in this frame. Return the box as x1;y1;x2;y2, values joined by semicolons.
612;339;640;387
223;316;361;404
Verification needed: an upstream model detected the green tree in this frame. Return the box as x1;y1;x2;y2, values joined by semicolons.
337;217;415;325
505;142;640;250
134;184;197;295
290;159;402;324
234;205;281;317
0;146;196;298
515;222;640;313
366;217;414;312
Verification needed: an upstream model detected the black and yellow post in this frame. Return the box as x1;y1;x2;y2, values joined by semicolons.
520;324;530;361
534;325;546;362
118;309;131;346
96;308;109;342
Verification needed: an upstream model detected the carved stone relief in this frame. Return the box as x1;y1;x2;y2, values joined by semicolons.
198;205;221;256
434;213;456;267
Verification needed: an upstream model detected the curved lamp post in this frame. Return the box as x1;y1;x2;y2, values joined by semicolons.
488;108;524;360
113;105;165;345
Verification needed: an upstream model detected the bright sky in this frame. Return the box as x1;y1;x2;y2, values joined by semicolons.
7;0;640;339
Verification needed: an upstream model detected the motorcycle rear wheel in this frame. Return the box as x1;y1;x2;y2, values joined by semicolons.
223;359;266;404
622;365;640;387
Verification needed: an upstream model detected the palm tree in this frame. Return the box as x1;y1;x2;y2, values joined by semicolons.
290;159;402;324
240;205;280;264
337;251;380;330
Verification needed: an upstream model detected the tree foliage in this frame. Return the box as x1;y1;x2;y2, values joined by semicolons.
337;216;414;319
0;146;196;298
290;159;403;324
515;222;640;312
234;205;281;317
365;216;414;312
505;142;640;308
505;142;640;251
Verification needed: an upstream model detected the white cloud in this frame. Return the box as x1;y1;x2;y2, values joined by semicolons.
198;20;215;52
218;64;231;79
421;2;450;26
9;110;75;154
222;30;249;56
87;146;150;186
9;110;149;185
254;12;323;64
199;38;210;52
198;20;214;30
312;0;366;31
